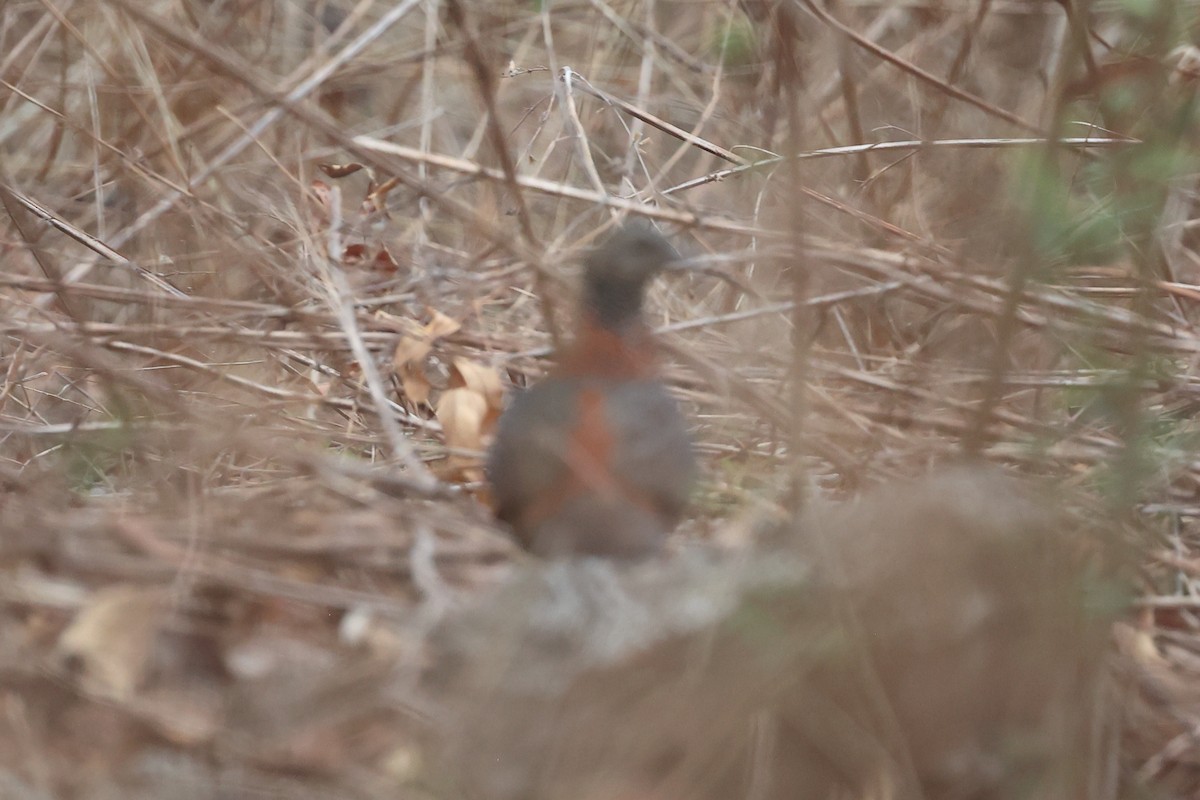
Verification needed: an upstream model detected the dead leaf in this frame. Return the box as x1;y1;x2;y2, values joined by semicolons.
392;310;460;366
424;308;461;340
392;310;461;406
448;358;505;412
55;585;169;699
397;361;433;406
435;387;488;481
436;388;488;452
431;358;506;480
372;246;399;272
318;162;365;178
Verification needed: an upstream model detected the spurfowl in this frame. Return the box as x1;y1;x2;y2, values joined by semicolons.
487;224;695;559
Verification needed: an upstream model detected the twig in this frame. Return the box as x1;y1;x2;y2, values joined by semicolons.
661;136;1136;196
321;184;442;492
798;0;1042;132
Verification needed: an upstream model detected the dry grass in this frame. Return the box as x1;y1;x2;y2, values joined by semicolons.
3;0;1200;797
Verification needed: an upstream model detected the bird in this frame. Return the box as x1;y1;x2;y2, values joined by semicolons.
487;223;696;559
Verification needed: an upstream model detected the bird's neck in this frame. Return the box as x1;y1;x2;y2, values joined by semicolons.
557;309;658;380
583;276;646;330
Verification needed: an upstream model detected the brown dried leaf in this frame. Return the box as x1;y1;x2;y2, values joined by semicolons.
372;246;399;272
392;340;433;377
424;308;462;339
448;358;505;412
318;162;365;178
436;387;488;452
55;585;169;699
392;310;461;368
398;362;433;406
392;310;462;406
436;387;489;481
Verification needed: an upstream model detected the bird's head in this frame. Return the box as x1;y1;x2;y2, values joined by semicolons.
582;224;679;328
584;223;680;289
